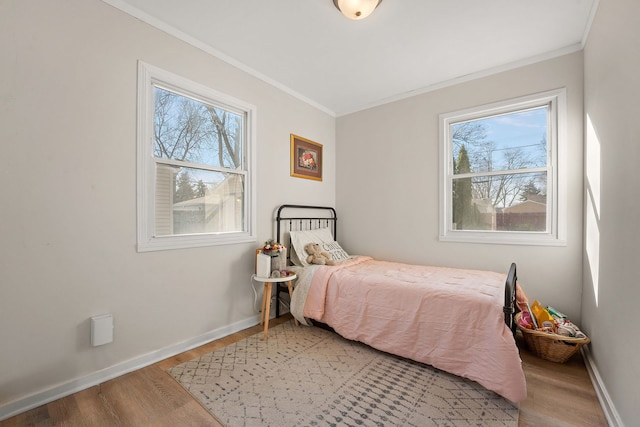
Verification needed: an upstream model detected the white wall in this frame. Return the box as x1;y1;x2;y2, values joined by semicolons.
0;0;335;414
336;52;585;321
582;1;640;425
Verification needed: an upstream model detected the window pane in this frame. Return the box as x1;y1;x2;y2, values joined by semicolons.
452;172;547;232
452;107;547;174
153;87;243;169
155;165;244;236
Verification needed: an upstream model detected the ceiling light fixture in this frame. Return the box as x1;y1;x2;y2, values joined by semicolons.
332;0;382;20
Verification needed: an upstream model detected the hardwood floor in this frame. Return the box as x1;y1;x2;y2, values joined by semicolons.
517;334;608;427
2;315;608;426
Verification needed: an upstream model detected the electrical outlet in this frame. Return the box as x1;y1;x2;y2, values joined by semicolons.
91;314;113;346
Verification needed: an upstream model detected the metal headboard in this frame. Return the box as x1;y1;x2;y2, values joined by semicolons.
274;205;337;317
276;204;337;251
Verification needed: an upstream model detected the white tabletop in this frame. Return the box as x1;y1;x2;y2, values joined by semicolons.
251;274;297;283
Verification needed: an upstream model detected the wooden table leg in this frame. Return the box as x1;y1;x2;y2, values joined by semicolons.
286;280;299;327
263;282;272;340
259;282;267;325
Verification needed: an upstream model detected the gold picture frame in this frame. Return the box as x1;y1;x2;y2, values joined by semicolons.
290;134;323;181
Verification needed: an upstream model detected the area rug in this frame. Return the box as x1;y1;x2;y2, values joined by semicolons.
168;320;518;427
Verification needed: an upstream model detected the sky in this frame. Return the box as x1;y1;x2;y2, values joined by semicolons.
478;107;548;167
453;106;548;172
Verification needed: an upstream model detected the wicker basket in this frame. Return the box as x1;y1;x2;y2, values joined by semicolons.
515;313;590;363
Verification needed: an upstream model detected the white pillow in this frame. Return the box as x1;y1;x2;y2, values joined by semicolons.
319;240;350;262
289;227;336;267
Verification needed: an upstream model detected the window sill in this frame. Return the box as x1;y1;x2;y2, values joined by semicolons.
439;232;566;247
137;232;256;252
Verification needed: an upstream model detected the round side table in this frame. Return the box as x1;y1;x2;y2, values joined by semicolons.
251;274;297;340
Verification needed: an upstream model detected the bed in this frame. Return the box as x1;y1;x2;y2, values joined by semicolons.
274;204;527;403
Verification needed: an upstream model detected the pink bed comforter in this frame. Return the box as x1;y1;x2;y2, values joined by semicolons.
303;256;527;403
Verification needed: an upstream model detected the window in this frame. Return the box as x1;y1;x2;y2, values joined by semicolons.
439;89;566;245
137;62;256;251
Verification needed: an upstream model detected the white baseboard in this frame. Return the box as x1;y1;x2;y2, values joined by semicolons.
0;315;260;422
581;346;624;427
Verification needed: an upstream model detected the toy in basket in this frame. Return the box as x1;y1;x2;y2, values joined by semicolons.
515;311;590;363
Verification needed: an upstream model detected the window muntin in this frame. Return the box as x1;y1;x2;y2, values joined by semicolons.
440;90;566;245
138;62;256;251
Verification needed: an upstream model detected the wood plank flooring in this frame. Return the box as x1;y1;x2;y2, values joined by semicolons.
2;315;608;426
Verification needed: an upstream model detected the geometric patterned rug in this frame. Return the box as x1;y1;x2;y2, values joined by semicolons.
168;320;518;427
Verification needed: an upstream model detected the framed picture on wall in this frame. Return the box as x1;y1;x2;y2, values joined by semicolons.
290;134;323;181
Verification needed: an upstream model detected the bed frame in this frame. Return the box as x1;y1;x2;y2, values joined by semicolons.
275;204;518;333
276;204;337;251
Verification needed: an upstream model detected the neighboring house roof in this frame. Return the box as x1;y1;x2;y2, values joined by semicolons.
503;199;547;214
173;196;210;211
173;174;242;211
525;194;547;204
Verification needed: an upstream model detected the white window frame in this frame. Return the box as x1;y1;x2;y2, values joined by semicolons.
439;89;567;246
137;61;257;252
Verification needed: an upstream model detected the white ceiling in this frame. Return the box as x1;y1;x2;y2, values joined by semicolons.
105;0;597;116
